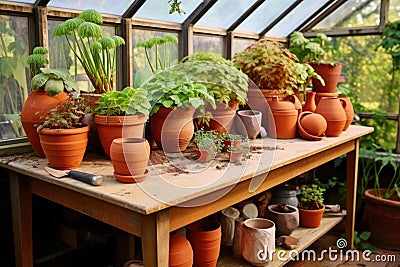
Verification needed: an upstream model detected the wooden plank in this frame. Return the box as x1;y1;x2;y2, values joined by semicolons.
9;172;33;267
0;2;34;13
35;6;48;48
217;216;344;267
141;210;170;267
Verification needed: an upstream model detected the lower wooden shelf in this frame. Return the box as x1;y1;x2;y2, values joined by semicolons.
217;215;344;267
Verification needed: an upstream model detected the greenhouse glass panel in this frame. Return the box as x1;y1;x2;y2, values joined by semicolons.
193;35;224;55
389;0;400;21
48;0;133;16
135;0;202;23
196;0;257;29
48;20;116;92
132;29;179;87
237;0;296;33
233;38;255;55
0;15;29;141
313;0;381;30
6;0;35;3
267;0;330;37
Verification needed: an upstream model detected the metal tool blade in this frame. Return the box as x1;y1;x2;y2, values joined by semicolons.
44;166;103;186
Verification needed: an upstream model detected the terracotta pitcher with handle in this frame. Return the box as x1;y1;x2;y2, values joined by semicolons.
314;97;346;137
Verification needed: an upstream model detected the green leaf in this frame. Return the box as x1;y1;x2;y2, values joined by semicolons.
360;231;371;241
31;73;49;91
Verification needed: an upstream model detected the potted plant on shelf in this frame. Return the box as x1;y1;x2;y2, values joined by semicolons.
21;50;77;157
93;87;151;158
363;145;400;250
298;184;325;228
36;93;91;170
193;128;222;162
289;31;342;93
52;9;125;94
144;69;215;153
179;51;248;136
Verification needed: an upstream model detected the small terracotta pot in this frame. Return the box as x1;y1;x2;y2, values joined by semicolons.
151;107;195;152
38;125;90;170
227;150;242;163
236;110;262;139
309;63;342;93
266;204;299;236
110;138;150;183
222;139;242;152
196;149;213;162
314;97;346;137
95;114;147;158
21;89;69;157
299;205;325;228
339;96;354;131
241;218;275;266
187;220;221;267
303;91;317;112
169;232;193;267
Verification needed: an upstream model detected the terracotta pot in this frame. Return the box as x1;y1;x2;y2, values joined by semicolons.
169;232;193;267
222;139;242;152
299;205;325;228
285;94;302;115
266;204;299;236
95;114;147;158
38;125;90;170
195;149;213;162
110;138;150;183
201;101;239;137
236;110;262;139
364;189;400;250
303;91;317;112
267;96;298;139
314;97;346;137
227;150;242;163
339;96;354;131
309;63;343;93
187;220;221;267
241;218;275;266
315;92;339;105
151;107;195;152
297;111;327;141
20;89;68;157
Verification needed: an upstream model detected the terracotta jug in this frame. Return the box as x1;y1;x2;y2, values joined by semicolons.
285;94;302;115
314;97;346;137
267;96;298;139
303;91;317;112
339;96;354;131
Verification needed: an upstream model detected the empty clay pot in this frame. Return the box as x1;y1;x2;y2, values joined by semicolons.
266;204;299;236
237;110;262;139
314;97;346;137
299;112;327;136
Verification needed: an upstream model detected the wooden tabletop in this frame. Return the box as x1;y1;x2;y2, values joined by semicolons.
0;125;373;215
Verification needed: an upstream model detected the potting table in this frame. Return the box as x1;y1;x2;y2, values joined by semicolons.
1;125;373;267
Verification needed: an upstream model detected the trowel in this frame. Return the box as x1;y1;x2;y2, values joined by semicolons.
44;166;103;186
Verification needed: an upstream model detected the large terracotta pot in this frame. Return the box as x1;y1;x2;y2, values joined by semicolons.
314;97;346;137
266;204;299;236
95;114;147;158
241;218;275;266
339;96;354;131
187;220;221;267
267;96;298;139
364;189;400;250
299;205;325;228
201;101;239;137
20;89;68;157
110;138;150;183
169;232;193;267
151;107;195;152
309;63;343;93
38;125;90;170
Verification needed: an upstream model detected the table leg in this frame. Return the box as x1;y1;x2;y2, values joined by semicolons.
9;172;33;267
141;210;170;267
345;138;359;249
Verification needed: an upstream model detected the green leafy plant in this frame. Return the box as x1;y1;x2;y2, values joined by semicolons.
36;93;91;131
294;62;325;98
26;46;48;76
233;38;299;94
289;31;341;64
94;87;151;116
220;133;243;142
52;9;125;93
143;69;216;115
193;128;223;153
298;184;325;210
30;67;79;96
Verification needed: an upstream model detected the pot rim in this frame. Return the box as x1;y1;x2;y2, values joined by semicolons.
112;137;147;145
243;218;275;229
364;188;400;207
267;204;299;214
38;125;90;135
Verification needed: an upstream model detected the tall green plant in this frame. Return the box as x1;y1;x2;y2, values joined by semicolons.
52;9;125;93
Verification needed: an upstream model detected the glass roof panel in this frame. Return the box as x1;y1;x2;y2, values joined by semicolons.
196;0;257;29
267;0;330;37
7;0;35;3
135;0;202;23
48;0;133;16
313;0;381;30
237;0;296;33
